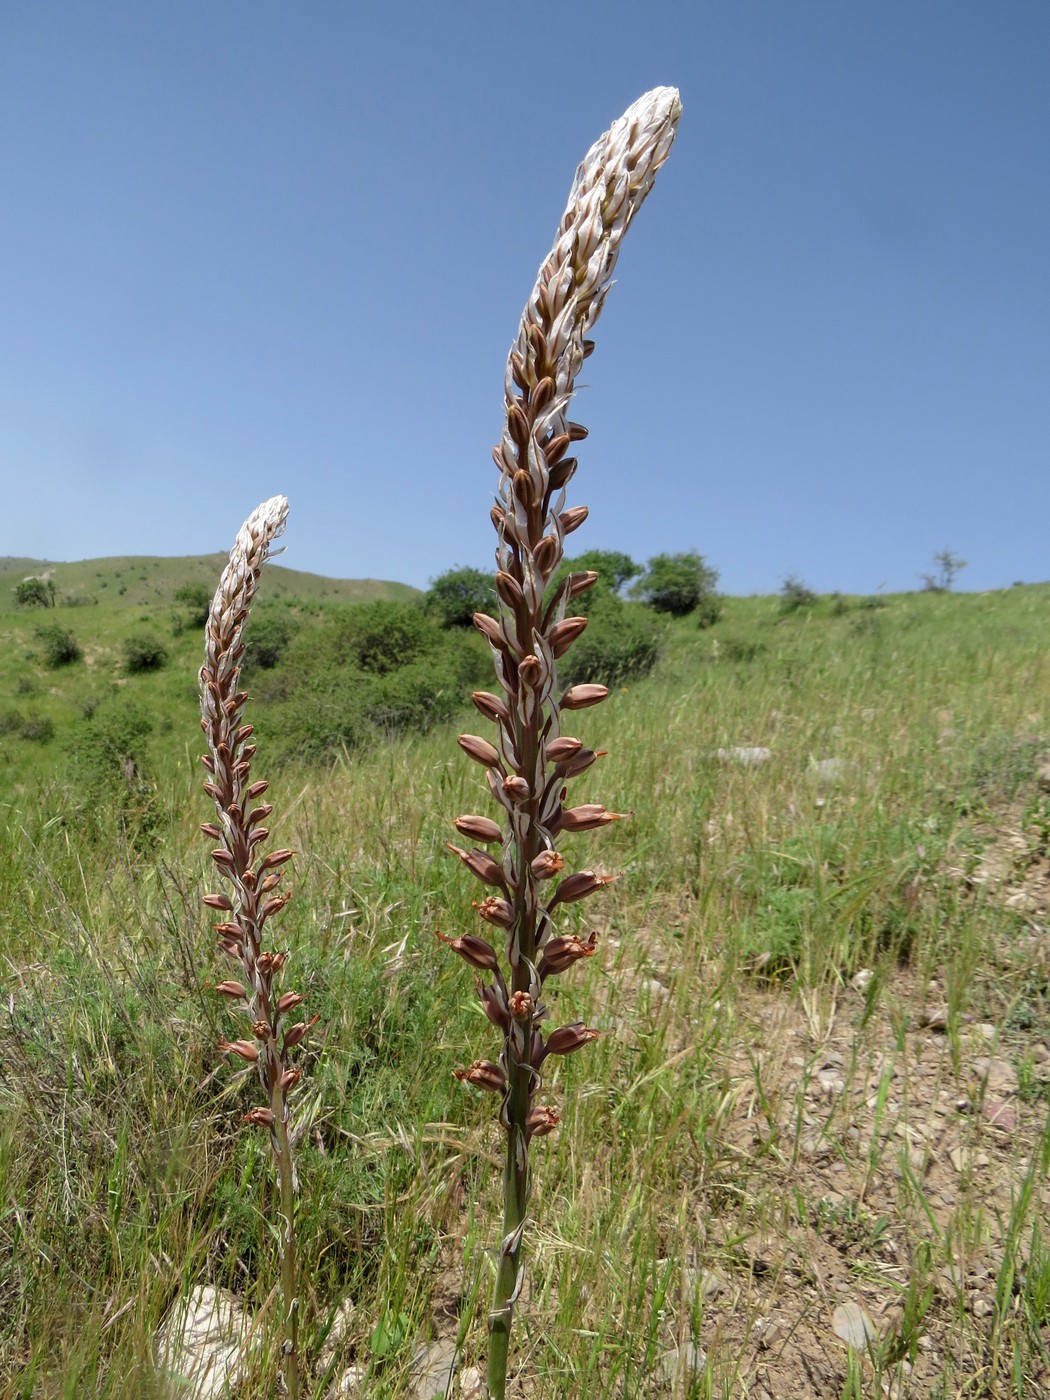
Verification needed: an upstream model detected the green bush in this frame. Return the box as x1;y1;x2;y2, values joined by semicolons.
633;551;720;620
558;596;661;688
19;715;55;743
174;582;212;626
779;574;817;613
245;611;293;670
13;578;54;608
123;631;169;674
426;566;497;629
36;623;82;668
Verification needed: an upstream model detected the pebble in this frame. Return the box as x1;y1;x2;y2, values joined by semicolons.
715;745;772;767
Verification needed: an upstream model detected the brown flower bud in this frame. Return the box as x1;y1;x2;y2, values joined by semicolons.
246;779;269;799
454;814;503;844
454;1059;506;1093
472;690;510;725
507;402;530;449
508;991;534;1021
259;893;291;923
447;843;508;891
559;506;589;535
281;1068;301;1091
549;617;588;658
246;802;274;829
490;504;505;533
518;654;542;688
213;980;247;999
532;376;556;413
543;432;571;466
542;1022;601;1058
243;1107;275;1127
495;571;524;609
200;821;222;840
502;774;530;802
526;1105;560;1139
533;535;560;577
563;747;603;778
547;457;577;491
477;981;509;1031
457;734;501;768
474;896;514;928
559;804;625;833
562;684;609;711
282;1015;318;1051
550;870;617;907
252;1019;271;1040
512;470;534;506
209;847;236;869
203;892;234;911
546;737;582;763
473;612;507;649
567;570;599;599
435;929;500;972
258;848;295;871
531;850;565;880
566;421;588;442
538;932;598;978
276;991;306;1015
219;1038;259;1063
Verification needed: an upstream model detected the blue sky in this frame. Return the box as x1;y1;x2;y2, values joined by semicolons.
2;2;1047;595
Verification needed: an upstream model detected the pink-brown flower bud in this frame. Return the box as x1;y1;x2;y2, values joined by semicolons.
454;814;503;844
252;1019;271;1040
545;737;583;763
533;535;559;578
472;690;510;724
259;893;291;923
435;929;500;972
502;775;530;802
559;506;589;536
562;684;609;711
477;981;509;1031
454;1059;506;1093
258;848;295;871
473;613;507;650
547;457;577;492
281;1068;301;1091
531;850;565;880
219;1038;259;1062
276;991;306;1015
518;654;543;688
563;747;603;778
542;1022;601;1058
213;980;247;999
550;870;618;907
526;1105;561;1139
508;991;534;1021
447;843;508;891
474;896;514;928
203;892;234;911
243;1107;275;1127
538;932;598;978
200;821;222;840
559;805;625;833
282;1015;318;1051
543;432;571;465
495;571;524;608
567;570;599;599
457;734;501;768
549;617;588;658
246;779;270;799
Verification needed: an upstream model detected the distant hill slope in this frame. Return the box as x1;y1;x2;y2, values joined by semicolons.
0;555;420;608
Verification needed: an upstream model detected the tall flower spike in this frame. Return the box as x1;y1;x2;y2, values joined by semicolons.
444;89;681;1399
200;495;307;1400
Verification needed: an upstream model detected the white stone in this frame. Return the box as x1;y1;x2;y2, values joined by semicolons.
154;1285;252;1399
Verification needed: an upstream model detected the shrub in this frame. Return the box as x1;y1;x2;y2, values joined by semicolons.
174;582;212;626
426;566;497;629
245;611;293;669
36;623;82;668
779;573;817;613
123;632;169;674
558;596;661;688
14;578;54;608
19;715;54;743
632;550;720;619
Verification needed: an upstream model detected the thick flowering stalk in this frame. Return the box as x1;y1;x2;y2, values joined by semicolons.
443;89;681;1397
199;495;314;1400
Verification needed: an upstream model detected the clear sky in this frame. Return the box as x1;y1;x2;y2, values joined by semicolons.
2;2;1047;595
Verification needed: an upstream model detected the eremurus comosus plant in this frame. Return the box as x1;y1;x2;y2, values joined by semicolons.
199;495;314;1399
442;88;681;1396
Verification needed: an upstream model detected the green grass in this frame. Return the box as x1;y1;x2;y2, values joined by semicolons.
2;581;1049;1395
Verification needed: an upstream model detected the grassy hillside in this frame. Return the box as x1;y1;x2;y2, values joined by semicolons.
0;554;419;609
1;582;1049;1396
